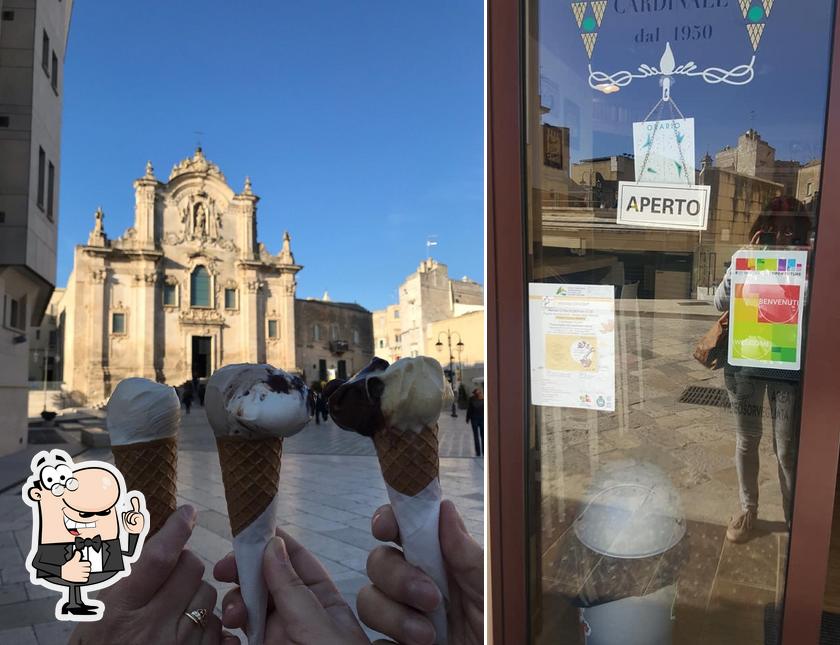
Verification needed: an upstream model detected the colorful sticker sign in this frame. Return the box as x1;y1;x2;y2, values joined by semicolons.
728;249;807;370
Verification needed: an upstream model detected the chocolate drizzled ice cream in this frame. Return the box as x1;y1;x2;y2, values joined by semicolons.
206;364;310;439
325;356;451;437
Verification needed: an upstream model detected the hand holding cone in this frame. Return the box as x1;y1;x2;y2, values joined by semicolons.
325;356;453;645
205;364;311;645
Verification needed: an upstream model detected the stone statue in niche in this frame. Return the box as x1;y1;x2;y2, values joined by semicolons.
180;195;221;242
194;203;207;238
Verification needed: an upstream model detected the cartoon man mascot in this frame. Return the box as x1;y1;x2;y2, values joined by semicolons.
22;449;149;621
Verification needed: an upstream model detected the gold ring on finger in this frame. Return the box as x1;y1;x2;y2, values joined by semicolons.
184;608;208;629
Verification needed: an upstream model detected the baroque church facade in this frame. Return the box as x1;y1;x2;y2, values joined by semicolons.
60;149;301;403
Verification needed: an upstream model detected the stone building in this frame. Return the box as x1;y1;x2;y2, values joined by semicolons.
372;304;402;363
398;258;482;359
0;0;73;455
425;309;485;385
59;149;301;404
295;297;373;385
373;258;483;366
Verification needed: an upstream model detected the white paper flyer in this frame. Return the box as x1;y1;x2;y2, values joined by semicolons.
528;283;616;411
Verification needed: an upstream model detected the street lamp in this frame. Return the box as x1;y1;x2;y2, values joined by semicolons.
435;330;463;418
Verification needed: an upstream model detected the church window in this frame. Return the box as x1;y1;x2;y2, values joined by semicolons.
112;313;126;335
313;324;321;341
224;288;237;309
190;266;211;307
163;282;177;307
268;320;279;339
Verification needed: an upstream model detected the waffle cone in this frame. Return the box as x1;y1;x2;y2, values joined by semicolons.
373;424;439;496
216;436;282;536
111;436;178;536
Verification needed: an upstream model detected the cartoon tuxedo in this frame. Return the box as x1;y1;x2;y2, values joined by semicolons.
22;450;148;620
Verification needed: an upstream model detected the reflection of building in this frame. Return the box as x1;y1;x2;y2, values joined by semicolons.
295;297;373;386
0;0;73;455
714;129;802;196
571;154;635;208
58;150;301;404
535;127;819;300
797;160;822;203
373;259;483;370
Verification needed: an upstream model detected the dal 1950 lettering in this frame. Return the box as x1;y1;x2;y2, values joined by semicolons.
675;23;713;40
635;23;713;43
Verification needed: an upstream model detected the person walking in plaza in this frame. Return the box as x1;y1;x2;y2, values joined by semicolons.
182;382;194;415
715;196;812;543
315;391;329;424
465;387;484;457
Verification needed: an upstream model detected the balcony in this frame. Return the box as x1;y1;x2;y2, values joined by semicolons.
329;340;349;355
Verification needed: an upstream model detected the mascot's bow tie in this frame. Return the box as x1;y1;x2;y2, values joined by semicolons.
74;536;102;552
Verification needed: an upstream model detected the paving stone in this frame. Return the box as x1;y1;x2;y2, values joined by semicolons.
80;427;110;448
0;582;27;605
0;532;17;550
1;561;31;585
0;626;37;645
196;509;233;541
24;582;54;601
33;620;76;644
323;526;381;552
0;598;56;630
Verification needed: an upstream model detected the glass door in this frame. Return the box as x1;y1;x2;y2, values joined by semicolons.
521;1;836;643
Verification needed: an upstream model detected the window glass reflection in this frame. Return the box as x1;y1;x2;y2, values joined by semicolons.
525;1;834;643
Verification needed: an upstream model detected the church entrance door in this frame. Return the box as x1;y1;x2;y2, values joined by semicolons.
191;336;212;379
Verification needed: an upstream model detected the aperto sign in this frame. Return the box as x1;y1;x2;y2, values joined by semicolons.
616;181;711;230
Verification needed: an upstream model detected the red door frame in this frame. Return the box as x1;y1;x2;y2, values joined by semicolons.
488;0;840;643
488;0;528;642
780;0;840;641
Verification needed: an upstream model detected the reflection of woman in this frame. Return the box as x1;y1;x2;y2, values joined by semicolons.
714;196;812;543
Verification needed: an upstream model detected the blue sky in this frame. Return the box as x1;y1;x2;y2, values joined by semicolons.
58;2;483;311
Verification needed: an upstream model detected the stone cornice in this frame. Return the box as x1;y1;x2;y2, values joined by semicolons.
237;260;303;274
